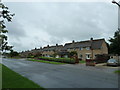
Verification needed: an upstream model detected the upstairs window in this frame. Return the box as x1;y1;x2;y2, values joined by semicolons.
86;47;90;50
67;48;70;51
80;47;83;50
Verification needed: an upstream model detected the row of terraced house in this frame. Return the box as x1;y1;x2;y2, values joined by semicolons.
20;38;108;61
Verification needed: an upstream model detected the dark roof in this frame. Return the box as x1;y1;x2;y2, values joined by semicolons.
21;38;106;53
91;39;104;49
43;45;63;51
63;39;105;50
57;51;69;55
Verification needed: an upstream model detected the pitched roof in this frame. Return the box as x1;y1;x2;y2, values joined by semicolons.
63;39;105;50
91;39;104;49
43;45;63;51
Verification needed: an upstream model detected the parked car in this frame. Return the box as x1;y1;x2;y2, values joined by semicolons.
107;59;120;66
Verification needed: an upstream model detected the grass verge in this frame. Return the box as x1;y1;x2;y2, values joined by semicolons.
2;64;44;89
114;70;120;74
27;58;66;65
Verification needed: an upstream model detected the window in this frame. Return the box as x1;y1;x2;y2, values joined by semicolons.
67;48;70;51
80;47;83;50
80;55;83;58
74;48;76;50
86;47;90;50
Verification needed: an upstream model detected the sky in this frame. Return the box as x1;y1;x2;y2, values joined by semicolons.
3;1;118;52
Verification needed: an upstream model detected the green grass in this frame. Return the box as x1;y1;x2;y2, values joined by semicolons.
0;64;2;90
79;60;86;63
2;64;45;89
27;59;66;65
114;70;120;74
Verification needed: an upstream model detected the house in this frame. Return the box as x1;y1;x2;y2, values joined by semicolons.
63;38;108;60
20;38;108;60
42;44;63;57
19;50;31;58
19;47;43;58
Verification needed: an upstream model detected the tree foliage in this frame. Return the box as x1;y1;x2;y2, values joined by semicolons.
109;29;120;55
0;3;15;53
9;50;19;57
68;51;77;57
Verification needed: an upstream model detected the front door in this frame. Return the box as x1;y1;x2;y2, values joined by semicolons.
86;54;91;59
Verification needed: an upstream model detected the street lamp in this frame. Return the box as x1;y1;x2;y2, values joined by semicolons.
112;0;120;7
112;0;120;64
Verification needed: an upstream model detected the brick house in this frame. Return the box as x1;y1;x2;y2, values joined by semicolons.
42;44;63;57
20;38;108;60
63;38;108;60
20;47;43;58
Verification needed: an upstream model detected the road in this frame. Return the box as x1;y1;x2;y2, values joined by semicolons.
2;58;119;88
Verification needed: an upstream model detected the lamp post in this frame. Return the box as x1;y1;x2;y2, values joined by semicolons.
112;0;120;63
112;0;120;7
112;0;120;32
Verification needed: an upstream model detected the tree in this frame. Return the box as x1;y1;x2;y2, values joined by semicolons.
0;3;14;53
9;50;19;57
68;51;77;57
109;29;120;55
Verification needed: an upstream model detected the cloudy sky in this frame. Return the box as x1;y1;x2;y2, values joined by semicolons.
4;1;118;52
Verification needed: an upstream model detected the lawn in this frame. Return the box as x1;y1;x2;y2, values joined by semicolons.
2;64;45;89
27;58;66;65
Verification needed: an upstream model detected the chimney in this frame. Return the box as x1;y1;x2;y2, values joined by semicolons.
72;40;75;43
56;44;58;46
47;45;49;47
90;37;93;41
40;47;42;49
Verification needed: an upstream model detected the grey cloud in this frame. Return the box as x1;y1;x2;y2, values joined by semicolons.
4;2;118;51
6;19;27;41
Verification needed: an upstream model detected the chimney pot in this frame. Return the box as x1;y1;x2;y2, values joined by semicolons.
72;40;75;43
56;44;58;46
90;37;93;40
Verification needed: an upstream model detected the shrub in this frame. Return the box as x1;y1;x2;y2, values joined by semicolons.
38;57;75;64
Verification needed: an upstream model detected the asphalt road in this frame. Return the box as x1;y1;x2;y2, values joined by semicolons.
2;58;119;88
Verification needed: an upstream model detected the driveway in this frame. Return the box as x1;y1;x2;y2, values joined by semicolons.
2;58;119;88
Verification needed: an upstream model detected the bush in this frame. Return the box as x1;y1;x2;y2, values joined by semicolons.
38;57;75;64
94;54;110;63
27;55;34;58
68;51;77;57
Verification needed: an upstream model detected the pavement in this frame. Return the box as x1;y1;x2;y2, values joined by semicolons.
1;58;119;88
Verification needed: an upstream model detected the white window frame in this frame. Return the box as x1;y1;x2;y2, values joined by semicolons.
86;53;91;59
86;47;90;50
80;47;83;50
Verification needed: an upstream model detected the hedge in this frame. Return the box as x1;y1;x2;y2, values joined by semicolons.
37;57;76;64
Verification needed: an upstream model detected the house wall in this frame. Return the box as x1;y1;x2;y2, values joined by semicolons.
110;55;120;61
67;48;92;60
92;41;108;59
66;41;108;61
42;51;55;57
20;39;108;60
77;48;92;60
